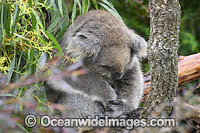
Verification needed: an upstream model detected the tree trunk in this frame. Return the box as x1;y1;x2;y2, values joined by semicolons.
141;0;181;118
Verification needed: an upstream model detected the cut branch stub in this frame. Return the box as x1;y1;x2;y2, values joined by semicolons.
143;53;200;99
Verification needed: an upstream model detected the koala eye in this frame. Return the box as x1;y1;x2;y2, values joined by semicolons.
99;65;113;71
130;49;135;57
77;34;87;39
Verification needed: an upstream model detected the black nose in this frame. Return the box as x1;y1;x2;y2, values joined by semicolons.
112;72;123;80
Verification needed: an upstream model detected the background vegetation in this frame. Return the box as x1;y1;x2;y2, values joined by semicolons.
0;0;199;132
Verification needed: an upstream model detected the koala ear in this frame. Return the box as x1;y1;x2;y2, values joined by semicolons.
62;31;101;63
129;30;147;58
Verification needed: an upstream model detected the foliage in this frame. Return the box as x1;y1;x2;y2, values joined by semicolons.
0;0;126;132
179;1;200;55
112;0;200;55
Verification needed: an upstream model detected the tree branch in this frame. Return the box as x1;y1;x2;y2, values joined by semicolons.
143;53;200;99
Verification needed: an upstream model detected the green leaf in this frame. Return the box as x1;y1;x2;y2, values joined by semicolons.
92;0;98;9
38;7;46;28
76;0;82;14
5;5;11;36
99;2;122;21
7;55;15;84
55;22;70;40
51;0;58;10
11;4;20;36
33;0;38;8
1;4;4;32
0;93;16;97
31;9;44;29
71;0;77;23
0;3;4;44
82;0;90;14
99;0;122;21
47;11;59;33
82;0;86;14
16;122;29;133
102;0;116;11
43;30;63;54
63;2;69;20
27;48;35;74
86;0;90;13
30;12;37;31
58;0;63;17
28;0;33;7
15;52;22;80
39;38;49;46
0;25;3;46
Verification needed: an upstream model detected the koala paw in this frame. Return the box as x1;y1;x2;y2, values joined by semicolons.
96;99;124;119
123;107;143;119
103;99;123;118
108;99;123;105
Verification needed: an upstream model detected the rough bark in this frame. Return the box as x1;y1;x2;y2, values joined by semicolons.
140;0;181;118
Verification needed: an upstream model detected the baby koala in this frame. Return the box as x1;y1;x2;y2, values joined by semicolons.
46;10;147;118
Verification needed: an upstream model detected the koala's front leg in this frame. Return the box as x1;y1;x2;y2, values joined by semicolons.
116;58;144;114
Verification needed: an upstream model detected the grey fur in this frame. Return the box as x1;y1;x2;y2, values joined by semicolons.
46;10;147;119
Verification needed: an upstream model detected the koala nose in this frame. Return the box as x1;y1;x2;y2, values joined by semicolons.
112;72;123;80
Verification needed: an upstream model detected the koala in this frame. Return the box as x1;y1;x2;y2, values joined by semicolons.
46;65;119;118
45;10;147;119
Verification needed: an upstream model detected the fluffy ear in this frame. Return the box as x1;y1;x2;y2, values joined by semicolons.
61;31;101;63
129;30;147;58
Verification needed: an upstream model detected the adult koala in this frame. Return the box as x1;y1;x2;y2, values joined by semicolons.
46;10;147;119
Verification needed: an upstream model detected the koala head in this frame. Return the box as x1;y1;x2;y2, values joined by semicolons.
89;28;147;80
61;10;147;80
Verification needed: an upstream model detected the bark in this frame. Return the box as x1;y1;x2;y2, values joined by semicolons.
140;0;181;118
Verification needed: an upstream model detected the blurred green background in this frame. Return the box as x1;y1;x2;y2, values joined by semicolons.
113;0;200;56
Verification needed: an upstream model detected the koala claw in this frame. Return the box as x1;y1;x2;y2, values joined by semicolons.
108;99;123;105
124;107;143;119
101;99;124;118
97;113;106;119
